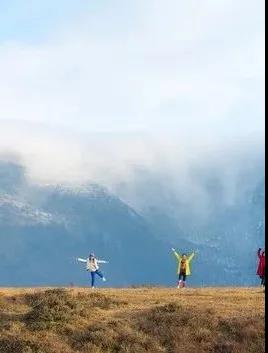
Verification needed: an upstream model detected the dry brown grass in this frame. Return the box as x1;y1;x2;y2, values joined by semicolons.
0;287;265;353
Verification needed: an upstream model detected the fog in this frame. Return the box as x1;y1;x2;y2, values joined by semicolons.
0;0;265;221
0;120;264;223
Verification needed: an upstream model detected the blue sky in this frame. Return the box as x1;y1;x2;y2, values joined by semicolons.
0;0;105;42
0;0;265;165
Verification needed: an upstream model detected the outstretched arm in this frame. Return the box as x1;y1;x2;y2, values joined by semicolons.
188;251;197;262
97;260;109;264
77;258;87;263
171;248;181;260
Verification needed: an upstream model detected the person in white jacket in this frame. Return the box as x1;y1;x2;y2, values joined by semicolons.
77;253;108;288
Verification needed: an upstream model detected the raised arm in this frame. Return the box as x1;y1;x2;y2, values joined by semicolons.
77;258;87;263
188;252;196;262
97;259;109;264
171;248;181;260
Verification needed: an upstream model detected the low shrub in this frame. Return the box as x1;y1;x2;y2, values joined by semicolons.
24;289;123;330
24;289;81;330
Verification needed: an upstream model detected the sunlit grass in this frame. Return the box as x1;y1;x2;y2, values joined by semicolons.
0;287;265;353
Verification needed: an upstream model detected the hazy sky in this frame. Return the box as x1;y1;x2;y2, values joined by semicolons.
0;0;265;224
0;0;265;139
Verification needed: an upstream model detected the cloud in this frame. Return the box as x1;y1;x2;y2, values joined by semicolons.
0;119;263;189
0;0;265;137
0;120;162;185
0;0;265;219
0;117;264;230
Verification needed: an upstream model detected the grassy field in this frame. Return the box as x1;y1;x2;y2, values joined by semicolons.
0;287;265;353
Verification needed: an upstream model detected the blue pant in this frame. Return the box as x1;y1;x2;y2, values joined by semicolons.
178;272;187;281
90;270;103;287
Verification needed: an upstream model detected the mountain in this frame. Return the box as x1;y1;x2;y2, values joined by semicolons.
0;161;178;287
111;159;265;286
0;160;265;287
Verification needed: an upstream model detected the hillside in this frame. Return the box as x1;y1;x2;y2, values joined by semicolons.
0;160;265;287
0;287;265;353
0;161;175;287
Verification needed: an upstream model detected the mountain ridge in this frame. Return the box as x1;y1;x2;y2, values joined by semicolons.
0;160;265;287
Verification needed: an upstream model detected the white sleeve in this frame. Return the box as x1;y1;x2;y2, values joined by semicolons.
77;258;87;263
97;259;108;264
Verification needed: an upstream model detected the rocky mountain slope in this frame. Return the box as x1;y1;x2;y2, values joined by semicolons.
0;160;264;286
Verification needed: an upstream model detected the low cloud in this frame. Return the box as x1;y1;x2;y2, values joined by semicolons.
0;120;264;220
0;0;265;220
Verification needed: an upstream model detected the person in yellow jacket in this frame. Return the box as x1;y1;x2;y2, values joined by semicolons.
171;248;196;288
